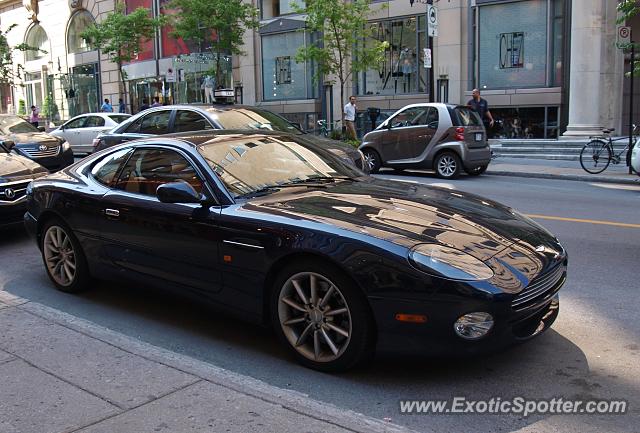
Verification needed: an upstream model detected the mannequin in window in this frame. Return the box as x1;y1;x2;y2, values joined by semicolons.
202;75;215;104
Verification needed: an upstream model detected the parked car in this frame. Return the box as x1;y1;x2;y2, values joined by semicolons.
359;103;491;179
632;136;640;175
49;113;131;155
26;130;566;372
0;140;48;229
92;104;367;172
0;114;74;171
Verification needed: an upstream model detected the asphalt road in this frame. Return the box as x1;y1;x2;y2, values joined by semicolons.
1;172;639;433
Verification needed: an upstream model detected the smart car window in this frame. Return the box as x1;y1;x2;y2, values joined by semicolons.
174;110;213;133
426;107;439;129
115;148;204;196
454;107;482;126
391;107;428;127
91;148;133;187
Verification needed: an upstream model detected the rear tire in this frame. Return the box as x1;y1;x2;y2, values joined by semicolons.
580;140;611;174
362;149;382;174
434;151;462;179
40;218;91;293
270;260;376;372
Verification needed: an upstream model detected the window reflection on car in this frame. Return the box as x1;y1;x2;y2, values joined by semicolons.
207;108;303;135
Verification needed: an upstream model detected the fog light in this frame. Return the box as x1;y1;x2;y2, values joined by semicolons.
454;312;494;340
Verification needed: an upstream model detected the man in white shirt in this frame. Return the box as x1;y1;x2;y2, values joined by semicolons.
343;96;357;140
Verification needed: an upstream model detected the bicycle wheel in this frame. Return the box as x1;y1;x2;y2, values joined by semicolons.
580;140;612;174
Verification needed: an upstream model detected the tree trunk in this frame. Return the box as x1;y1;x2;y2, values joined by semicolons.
340;79;345;139
118;60;128;114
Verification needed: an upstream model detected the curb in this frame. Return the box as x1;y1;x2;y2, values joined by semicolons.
6;295;416;433
487;169;640;185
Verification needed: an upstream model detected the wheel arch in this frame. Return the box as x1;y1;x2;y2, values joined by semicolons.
35;210;68;249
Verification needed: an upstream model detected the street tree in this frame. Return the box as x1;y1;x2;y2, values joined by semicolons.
0;24;44;85
165;0;259;88
293;0;388;132
82;4;164;108
617;0;640;75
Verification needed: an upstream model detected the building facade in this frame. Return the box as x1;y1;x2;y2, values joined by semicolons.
0;0;634;140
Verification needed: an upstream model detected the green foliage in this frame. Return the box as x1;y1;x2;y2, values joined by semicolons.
166;0;258;85
41;95;59;120
17;99;26;116
617;1;640;76
329;129;343;141
345;138;361;148
82;4;164;67
293;0;388;111
0;24;44;84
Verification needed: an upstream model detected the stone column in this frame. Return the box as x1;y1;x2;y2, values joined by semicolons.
563;0;610;137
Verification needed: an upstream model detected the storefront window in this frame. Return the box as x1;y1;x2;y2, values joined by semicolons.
171;53;232;105
67;10;94;54
262;31;316;101
25;24;49;61
491;106;559;139
356;17;428;96
478;0;547;89
67;64;100;116
551;0;565;87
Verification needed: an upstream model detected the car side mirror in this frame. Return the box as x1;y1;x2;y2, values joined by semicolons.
157;182;203;204
0;140;15;153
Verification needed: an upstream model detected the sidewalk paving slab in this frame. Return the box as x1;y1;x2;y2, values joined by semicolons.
487;161;640;185
0;291;415;433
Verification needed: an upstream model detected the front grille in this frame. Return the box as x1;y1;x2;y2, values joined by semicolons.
512;264;565;311
0;180;31;203
21;145;60;158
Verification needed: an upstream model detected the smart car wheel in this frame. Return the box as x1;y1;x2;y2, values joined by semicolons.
465;164;488;176
41;218;90;293
272;261;376;372
435;151;461;179
362;149;381;174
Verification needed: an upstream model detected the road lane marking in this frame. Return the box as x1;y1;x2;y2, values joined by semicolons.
526;214;640;229
590;183;640;191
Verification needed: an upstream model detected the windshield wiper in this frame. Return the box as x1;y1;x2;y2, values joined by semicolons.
236;177;353;198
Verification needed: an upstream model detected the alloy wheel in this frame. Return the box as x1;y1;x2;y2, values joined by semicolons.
364;152;377;171
278;272;352;363
43;226;77;287
437;154;458;177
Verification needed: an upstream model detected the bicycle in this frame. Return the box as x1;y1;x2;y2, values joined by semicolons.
579;125;637;174
316;119;342;137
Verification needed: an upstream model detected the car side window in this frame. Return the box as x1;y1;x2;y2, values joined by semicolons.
124;117;144;133
91;148;133;187
391;107;429;128
426;107;439;129
65;117;86;129
174;110;214;133
139;111;171;135
114;148;204;197
85;116;106;127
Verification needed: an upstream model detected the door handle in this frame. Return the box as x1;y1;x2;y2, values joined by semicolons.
105;208;120;217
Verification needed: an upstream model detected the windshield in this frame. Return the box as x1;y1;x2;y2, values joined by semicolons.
197;134;358;197
0;116;39;134
206;108;303;135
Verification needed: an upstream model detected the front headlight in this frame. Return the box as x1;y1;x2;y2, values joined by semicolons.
409;244;494;281
61;140;70;152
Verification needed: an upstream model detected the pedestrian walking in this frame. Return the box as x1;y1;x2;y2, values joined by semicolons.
344;96;357;140
118;98;126;114
467;88;494;136
151;97;162;108
100;99;113;112
29;105;39;128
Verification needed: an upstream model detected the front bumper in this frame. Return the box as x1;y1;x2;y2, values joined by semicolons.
23;210;38;240
0;201;28;229
34;147;74;171
373;294;560;357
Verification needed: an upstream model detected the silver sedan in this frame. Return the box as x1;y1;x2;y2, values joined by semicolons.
50;113;131;155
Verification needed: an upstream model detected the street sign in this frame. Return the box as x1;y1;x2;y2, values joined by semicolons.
428;5;438;37
166;67;176;83
617;26;631;45
423;48;432;68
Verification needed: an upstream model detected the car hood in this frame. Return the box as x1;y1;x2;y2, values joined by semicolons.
240;177;559;262
6;132;59;145
0;152;48;182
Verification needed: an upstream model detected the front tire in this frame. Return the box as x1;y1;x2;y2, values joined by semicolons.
580;140;611;174
362;149;382;174
271;260;376;372
40;218;91;293
435;151;461;179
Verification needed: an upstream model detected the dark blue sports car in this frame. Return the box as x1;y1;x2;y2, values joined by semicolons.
25;130;567;372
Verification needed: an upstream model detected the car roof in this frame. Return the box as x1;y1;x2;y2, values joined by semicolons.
126;129;299;149
392;102;465;110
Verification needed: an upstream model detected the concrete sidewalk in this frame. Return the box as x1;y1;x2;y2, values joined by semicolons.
0;291;413;433
487;157;640;185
